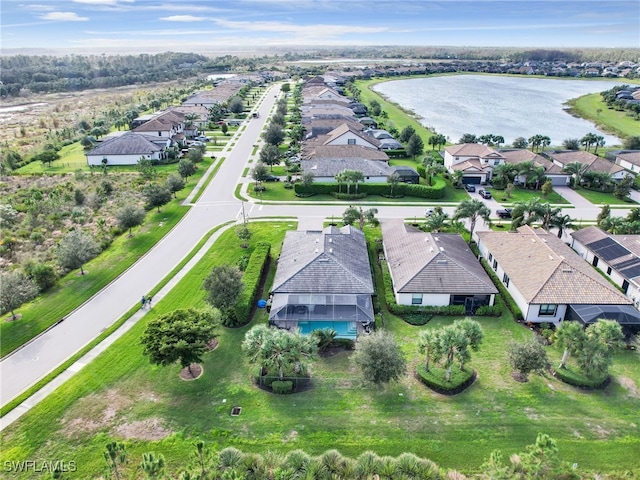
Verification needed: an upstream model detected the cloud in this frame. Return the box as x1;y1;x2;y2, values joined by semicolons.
40;11;89;21
160;15;207;22
213;19;388;36
72;0;128;4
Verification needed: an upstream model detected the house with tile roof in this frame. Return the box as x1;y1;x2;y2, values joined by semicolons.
444;143;506;185
477;226;637;325
571;226;640;313
610;150;640;174
544;150;631;182
132;111;184;140
382;220;497;312
86;132;167;166
301;157;393;183
268;226;375;339
499;149;571;186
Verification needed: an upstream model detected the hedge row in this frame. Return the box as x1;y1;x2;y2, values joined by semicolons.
234;242;271;326
271;380;294;394
416;364;476;395
552;366;610;389
478;257;524;321
294;179;445;199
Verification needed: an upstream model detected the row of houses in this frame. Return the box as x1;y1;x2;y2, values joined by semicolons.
85;75;270;166
268;221;640;340
444;143;638;186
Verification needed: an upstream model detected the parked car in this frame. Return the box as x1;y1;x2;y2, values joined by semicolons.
425;208;434;217
191;141;205;147
195;135;210;142
263;175;280;182
496;208;513;219
465;184;476;192
478;189;492;199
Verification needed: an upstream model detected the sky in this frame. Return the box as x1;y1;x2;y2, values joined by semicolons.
1;0;639;54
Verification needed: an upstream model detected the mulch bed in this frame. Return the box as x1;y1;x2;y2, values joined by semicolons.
179;364;203;381
206;338;219;351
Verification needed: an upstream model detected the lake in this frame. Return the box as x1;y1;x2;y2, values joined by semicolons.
372;75;623;146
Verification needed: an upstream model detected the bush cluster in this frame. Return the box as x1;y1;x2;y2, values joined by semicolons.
271;380;293;394
234;242;270;325
553;365;609;389
416;364;475;394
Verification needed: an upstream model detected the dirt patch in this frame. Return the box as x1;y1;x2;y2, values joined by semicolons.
4;314;22;322
60;389;131;437
282;430;298;443
114;418;171;441
523;407;540;421
588;423;611;439
180;363;203;380
511;371;528;383
618;377;640;398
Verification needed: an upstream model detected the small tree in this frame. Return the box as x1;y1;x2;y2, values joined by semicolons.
144;184;172;212
228;97;244;114
203;265;244;325
614;175;634;200
165;174;185;198
301;171;314;187
117;203;145;237
264;123;285;146
235;224;252;248
596;204;611;227
351;330;407;385
259;144;281;170
453;199;492;244
0;270;39;320
342;206;379;230
512;136;528;149
56;229;100;275
178;158;197;179
541;179;553;198
505;182;515;199
387;172;400;196
507;338;549;381
137;157;155;179
104;442;128;480
399;125;416;143
141;308;219;377
220;122;229;135
406;134;424;159
141;452;165;480
251;162;269;187
187;147;204;164
554;321;586;370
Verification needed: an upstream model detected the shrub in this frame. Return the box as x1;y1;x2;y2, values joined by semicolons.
416;364;475;394
553;365;609;389
331;192;367;200
475;304;503;317
234;242;270;325
478;258;523;320
271;380;293;394
416;164;426;178
294;180;445;199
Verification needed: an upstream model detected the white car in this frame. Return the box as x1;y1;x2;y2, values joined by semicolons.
425;208;434;217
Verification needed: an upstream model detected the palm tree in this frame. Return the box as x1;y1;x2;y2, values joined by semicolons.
552;213;574;239
334;171;346;194
555;321;586;369
453;199;492;244
562;161;589;189
422;159;445;186
424;210;449;233
451;170;464;188
418;329;438;371
492;162;517;186
351;170;365;194
538;203;562;230
492;134;505;148
540;135;551;151
510;198;544;229
387;172;400;197
594;135;606;154
581;132;598;152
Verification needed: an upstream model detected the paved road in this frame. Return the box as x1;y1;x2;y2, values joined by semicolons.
2;85;636;410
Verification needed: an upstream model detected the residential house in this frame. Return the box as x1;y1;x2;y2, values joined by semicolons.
610;150;640;174
382;220;497;312
499;149;571;186
132;110;184;140
86;132;166;166
444;143;505;184
571;226;640;311
268;226;375;338
477;226;638;325
544;150;631;181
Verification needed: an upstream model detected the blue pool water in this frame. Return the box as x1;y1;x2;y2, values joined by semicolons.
298;321;357;338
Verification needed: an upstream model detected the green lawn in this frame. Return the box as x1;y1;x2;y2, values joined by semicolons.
572;187;637;206
2;222;638;478
492;186;570;205
567;92;640;141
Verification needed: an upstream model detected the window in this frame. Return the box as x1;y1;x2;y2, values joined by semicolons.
494;160;500;165
158;131;162;136
493;259;498;271
347;138;356;145
502;273;509;287
592;256;599;267
539;304;557;316
411;293;423;305
622;280;630;293
488;253;493;262
606;266;612;275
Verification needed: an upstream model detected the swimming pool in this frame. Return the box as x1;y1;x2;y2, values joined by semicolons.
297;321;358;338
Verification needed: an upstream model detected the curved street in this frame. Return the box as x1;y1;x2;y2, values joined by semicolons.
0;83;633;424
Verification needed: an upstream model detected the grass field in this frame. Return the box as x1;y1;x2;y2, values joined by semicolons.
492;186;570;205
1;222;638;478
567;92;640;140
573;187;638;206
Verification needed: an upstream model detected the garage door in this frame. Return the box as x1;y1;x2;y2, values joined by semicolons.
462;177;482;184
548;176;570;186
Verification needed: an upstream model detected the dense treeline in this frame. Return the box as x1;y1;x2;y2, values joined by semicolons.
0;52;240;97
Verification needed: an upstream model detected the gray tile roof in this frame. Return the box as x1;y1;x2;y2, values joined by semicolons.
546;150;625;175
272;225;374;294
382;220;497;295
571;225;608;246
303;145;389;161
478;226;631;305
87;132;162;156
301;157;392;178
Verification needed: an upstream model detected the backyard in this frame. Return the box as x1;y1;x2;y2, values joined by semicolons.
1;222;638;478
